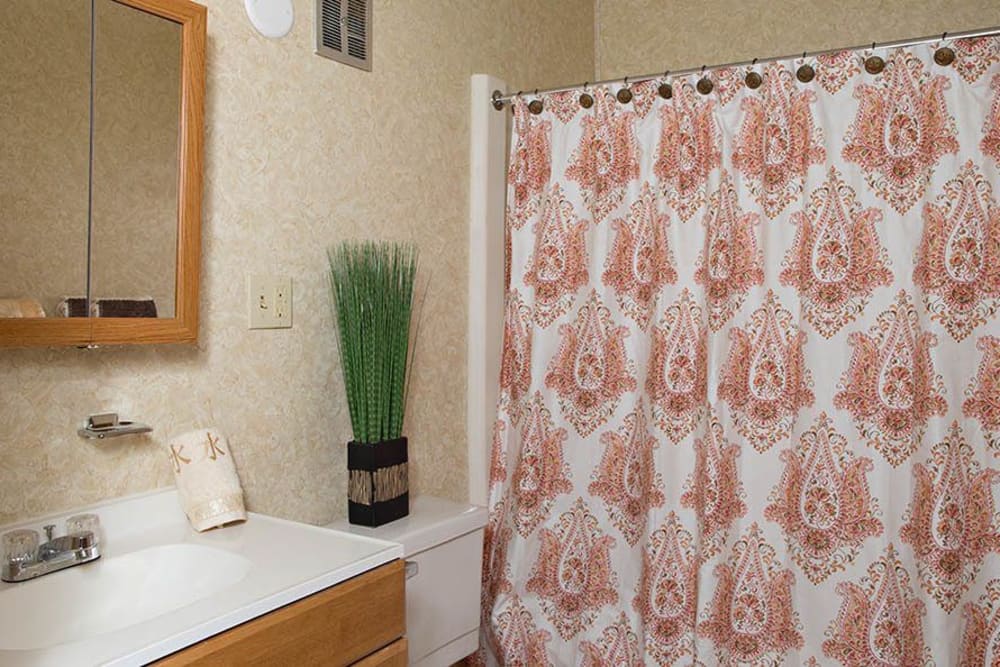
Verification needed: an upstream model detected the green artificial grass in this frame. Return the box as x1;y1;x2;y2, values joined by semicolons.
329;240;418;444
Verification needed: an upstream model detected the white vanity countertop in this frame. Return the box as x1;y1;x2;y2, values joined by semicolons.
0;488;403;667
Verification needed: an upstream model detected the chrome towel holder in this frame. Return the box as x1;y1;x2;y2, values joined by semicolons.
78;412;153;439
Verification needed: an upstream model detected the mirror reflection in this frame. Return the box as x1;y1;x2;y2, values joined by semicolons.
1;1;91;318
1;0;182;320
91;0;181;319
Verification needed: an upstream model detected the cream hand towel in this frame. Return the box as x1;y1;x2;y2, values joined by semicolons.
167;428;247;531
0;298;45;318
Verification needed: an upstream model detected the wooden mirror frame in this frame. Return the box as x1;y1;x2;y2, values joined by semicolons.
0;0;206;348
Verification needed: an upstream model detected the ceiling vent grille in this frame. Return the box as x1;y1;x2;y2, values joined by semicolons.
316;0;371;71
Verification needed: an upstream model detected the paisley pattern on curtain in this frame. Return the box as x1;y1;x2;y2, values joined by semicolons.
480;37;1000;666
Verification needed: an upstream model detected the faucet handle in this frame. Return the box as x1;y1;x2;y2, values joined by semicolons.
43;525;56;542
66;514;102;545
2;529;39;565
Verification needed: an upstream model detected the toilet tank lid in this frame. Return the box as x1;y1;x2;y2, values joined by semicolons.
326;495;488;557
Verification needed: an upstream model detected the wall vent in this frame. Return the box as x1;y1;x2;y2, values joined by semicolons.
316;0;371;71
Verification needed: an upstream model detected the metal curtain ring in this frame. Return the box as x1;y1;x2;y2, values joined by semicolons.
797;51;815;83
865;54;885;74
697;65;713;95
528;91;543;114
934;32;955;66
617;76;633;103
657;71;672;99
934;46;956;66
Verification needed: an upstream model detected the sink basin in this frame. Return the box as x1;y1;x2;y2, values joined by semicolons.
0;543;251;650
0;489;402;666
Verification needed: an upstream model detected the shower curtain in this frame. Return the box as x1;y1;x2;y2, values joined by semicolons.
479;36;1000;666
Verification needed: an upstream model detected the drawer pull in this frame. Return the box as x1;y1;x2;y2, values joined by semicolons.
404;560;419;580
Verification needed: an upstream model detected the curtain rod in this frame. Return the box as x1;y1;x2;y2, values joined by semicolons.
491;25;1000;109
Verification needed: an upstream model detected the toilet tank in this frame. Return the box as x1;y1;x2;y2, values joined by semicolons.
328;496;487;667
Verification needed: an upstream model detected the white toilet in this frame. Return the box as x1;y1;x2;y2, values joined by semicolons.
328;496;487;666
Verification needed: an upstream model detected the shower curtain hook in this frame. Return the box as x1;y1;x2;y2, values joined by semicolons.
697;65;713;95
528;90;543;114
745;58;763;89
657;71;673;99
617;76;634;103
934;33;956;66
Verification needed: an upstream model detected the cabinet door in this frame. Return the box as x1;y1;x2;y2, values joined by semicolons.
153;560;405;666
354;638;408;667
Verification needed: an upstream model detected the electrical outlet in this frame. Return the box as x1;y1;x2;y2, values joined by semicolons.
247;274;292;329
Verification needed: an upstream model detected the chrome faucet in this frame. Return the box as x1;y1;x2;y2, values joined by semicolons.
2;521;101;582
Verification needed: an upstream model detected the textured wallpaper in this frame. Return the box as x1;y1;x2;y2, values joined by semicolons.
595;0;1000;80
0;0;594;526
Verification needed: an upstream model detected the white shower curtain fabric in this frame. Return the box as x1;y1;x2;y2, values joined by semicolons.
479;36;1000;666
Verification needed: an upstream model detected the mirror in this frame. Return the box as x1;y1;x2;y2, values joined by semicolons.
91;0;182;319
1;1;92;320
0;0;205;346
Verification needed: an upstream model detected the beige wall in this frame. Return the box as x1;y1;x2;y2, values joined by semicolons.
0;0;594;525
595;0;1000;80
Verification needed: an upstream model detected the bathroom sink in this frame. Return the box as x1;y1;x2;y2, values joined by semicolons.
0;544;251;651
0;489;403;666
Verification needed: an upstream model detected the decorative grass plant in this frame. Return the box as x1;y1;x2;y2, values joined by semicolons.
328;240;419;444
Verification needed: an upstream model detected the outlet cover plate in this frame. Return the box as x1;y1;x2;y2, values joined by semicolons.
247;274;292;329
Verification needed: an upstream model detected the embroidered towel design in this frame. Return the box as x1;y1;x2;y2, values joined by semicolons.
167;428;247;531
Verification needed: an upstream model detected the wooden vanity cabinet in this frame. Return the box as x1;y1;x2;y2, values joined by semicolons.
153;560;405;666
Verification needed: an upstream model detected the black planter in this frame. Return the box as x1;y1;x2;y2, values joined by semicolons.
347;437;409;527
